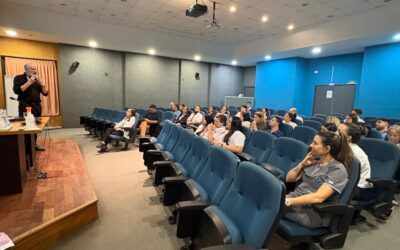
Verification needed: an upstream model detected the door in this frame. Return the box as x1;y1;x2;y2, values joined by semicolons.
312;84;356;116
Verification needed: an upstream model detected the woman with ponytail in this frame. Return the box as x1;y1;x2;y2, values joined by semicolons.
284;130;353;228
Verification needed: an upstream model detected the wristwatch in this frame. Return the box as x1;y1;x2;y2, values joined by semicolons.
285;198;291;207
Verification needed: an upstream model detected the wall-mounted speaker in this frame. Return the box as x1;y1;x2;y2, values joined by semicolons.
195;72;200;80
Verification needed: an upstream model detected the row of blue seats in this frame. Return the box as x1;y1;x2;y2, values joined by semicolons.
139;120;400;249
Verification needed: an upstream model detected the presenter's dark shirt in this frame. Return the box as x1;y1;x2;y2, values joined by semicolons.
13;73;48;104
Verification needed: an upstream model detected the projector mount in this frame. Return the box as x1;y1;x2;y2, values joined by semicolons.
207;1;223;30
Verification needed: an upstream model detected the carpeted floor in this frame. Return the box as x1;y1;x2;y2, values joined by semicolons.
48;128;400;250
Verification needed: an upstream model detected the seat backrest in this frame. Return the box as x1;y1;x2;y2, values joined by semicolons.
155;120;171;144
313;114;327;120
157;110;165;122
181;136;211;179
136;108;147;117
303;120;322;131
294;119;303;126
368;128;382;139
170;128;193;163
269;109;276;116
339;158;361;204
275;110;286;117
244;131;276;164
133;113;140;128
309;117;325;124
358;138;400;179
164;111;174;121
196;146;237;204
229;109;238;116
164;124;183;152
265;137;308;179
218;162;285;248
292;125;317;145
241;126;252;148
281;123;293;137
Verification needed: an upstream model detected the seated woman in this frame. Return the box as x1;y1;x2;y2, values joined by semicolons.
98;109;136;152
207;106;217;118
251;112;268;131
139;104;161;137
344;113;358;124
240;112;252;128
195;115;214;136
321;122;338;132
268;116;284;138
326;116;341;128
216;106;229;118
174;106;191;126
201;115;227;143
235;105;248;118
211;117;245;153
284;131;352;228
186;105;203;130
261;107;269;120
283;112;297;128
388;125;400;148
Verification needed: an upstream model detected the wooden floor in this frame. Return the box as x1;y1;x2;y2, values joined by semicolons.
0;137;98;249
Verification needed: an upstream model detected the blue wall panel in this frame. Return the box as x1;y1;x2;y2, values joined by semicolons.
357;43;400;118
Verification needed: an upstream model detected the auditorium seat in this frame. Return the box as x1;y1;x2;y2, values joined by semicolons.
276;159;361;249
236;130;276;164
241;126;252;148
276;110;286;117
108;112;140;150
309;117;325;124
292;126;317;145
139;120;172;153
162;147;237;221
351;138;400;220
303;120;322;131
164;111;174;121
136;108;147;117
153;136;210;186
281;123;294;137
174;162;285;249
260;137;308;180
368;128;382;139
229;109;239;117
313;114;327;120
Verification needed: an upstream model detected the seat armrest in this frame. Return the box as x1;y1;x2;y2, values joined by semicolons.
175;200;210;211
260;163;283;178
147;149;162;155
163;176;188;184
312;202;352;215
175;200;210;239
153;160;174;168
367;178;398;189
236;152;255;162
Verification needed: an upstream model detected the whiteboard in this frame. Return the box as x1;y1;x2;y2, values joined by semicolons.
4;76;19;116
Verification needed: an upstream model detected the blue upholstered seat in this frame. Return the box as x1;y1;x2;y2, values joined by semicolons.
303;120;322;131
292;125;317;145
237;131;276;164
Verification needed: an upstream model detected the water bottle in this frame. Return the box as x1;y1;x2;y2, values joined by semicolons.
25;107;36;128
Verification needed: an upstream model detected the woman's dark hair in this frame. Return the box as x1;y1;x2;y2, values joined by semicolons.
271;116;283;129
242;112;251;122
317;130;353;170
323;122;337;132
217;115;228;126
358;122;371;137
287;112;296;122
343;123;362;143
196;115;214;135
208;106;215;112
346;113;358;123
223;117;242;144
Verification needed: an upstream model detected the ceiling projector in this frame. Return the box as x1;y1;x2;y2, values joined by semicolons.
186;3;208;17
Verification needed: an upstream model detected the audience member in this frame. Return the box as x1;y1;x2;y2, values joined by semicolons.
283;112;297;128
326;116;341;128
207;106;217;118
98;109;136;153
195;115;214;135
186;105;203;130
203;115;228;143
139;104;161;137
175;106;191;126
251;112;268;131
268;116;284;138
171;103;181;120
321;122;338;132
261;107;269;120
344;113;358;124
212;117;245;153
235;105;248;118
352;108;365;123
388;125;400;148
375;118;389;140
240;112;251;128
246;102;252;110
289;107;303;124
178;103;185;111
284;131;352;228
217;106;229;118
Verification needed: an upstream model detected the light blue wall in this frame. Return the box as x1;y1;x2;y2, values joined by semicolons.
357;43;400;118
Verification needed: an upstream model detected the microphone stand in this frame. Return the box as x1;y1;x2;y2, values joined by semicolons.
9;97;47;179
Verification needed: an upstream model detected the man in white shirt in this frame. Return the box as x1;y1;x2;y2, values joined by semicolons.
289;107;303;124
98;109;136;153
204;115;228;143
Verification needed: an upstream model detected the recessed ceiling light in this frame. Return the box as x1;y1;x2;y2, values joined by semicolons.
231;60;238;65
393;33;400;41
88;40;98;48
230;6;236;13
261;15;268;22
148;48;156;55
311;47;322;54
5;30;17;37
287;24;295;30
265;55;272;60
194;54;201;61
